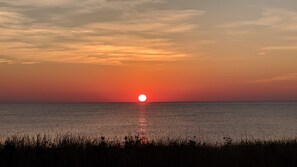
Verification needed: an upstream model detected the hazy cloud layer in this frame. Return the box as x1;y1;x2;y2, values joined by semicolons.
0;0;297;65
0;0;209;64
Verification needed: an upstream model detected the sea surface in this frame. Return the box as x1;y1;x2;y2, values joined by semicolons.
0;102;296;142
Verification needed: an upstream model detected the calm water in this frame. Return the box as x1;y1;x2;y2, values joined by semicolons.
0;102;296;142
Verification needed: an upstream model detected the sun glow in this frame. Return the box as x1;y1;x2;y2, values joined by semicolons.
138;94;147;102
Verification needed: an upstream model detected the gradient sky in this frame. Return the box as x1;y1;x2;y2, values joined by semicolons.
0;0;297;102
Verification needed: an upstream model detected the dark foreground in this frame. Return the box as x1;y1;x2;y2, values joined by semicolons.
0;135;296;167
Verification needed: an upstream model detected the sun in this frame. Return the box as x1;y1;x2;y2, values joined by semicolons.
138;94;147;102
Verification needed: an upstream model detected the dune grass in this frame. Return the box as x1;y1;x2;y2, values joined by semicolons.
0;134;297;167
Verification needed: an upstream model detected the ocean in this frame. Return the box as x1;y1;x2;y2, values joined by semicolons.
0;102;296;142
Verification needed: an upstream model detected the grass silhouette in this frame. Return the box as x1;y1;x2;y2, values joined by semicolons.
0;134;296;167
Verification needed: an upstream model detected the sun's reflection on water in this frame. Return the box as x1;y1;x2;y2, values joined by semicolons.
138;104;148;143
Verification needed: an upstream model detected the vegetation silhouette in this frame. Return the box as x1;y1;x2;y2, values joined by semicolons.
0;134;296;167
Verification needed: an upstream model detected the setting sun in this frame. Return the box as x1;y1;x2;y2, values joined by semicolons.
138;94;147;102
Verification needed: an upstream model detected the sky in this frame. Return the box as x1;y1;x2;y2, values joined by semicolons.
0;0;297;102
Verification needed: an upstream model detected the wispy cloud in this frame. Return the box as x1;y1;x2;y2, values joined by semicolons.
0;10;27;24
221;8;297;32
0;57;41;64
219;8;297;55
248;73;297;83
262;45;297;51
20;61;41;65
2;0;165;8
0;58;14;64
257;52;266;56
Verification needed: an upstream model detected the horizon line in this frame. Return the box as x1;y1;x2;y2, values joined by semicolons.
1;100;297;104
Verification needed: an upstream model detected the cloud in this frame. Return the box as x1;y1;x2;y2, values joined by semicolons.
2;0;165;8
85;10;203;33
262;45;297;51
20;61;41;65
0;10;25;24
0;1;206;65
248;73;297;83
221;8;297;32
219;8;297;55
0;0;165;27
0;58;40;64
0;58;14;64
257;52;266;56
226;30;250;36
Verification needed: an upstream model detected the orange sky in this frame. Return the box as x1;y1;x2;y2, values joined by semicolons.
0;0;297;102
1;59;296;102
